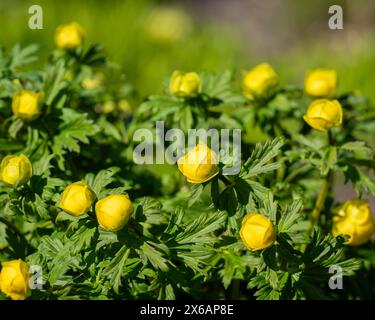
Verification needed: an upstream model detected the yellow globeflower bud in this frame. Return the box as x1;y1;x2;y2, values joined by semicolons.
59;181;95;216
0;259;30;300
81;73;103;90
177;142;219;184
305;69;337;97
303;99;343;131
169;71;201;98
117;99;132;115
332;199;375;246
95;194;133;232
12;90;43;121
243;63;278;100
0;154;32;186
146;8;192;43
240;213;276;251
55;22;85;49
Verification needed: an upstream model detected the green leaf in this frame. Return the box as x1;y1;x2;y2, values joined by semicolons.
103;245;130;294
188;183;204;207
85;167;120;196
278;199;304;233
9;44;38;70
52;108;99;168
242;137;284;178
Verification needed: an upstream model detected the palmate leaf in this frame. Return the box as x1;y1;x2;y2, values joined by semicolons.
137;242;170;272
103;245;131;294
43;60;67;106
200;70;245;104
278;198;304;233
241;137;284;178
219;251;247;289
52;108;99;168
8;44;39;70
174;210;226;245
84;167;121;196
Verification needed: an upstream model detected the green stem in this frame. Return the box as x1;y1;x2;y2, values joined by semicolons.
302;130;334;252
306;171;332;238
273;124;285;181
218;174;231;186
0;217;23;236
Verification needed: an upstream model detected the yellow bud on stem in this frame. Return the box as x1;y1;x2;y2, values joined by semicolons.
240;213;276;251
177;142;220;184
55;22;85;49
303;99;343;131
95;194;134;232
0;154;32;186
333;199;375;246
169;71;201;98
59;181;96;216
0;259;30;300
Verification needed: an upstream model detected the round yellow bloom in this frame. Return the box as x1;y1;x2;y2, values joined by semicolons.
169;71;201;98
240;213;276;251
82;78;101;90
305;69;337;97
243;63;278;100
117;99;132;115
100;101;116;114
0;259;30;300
55;22;85;49
146;8;192;43
12;90;43;121
95;194;133;232
59;181;96;216
332;199;375;246
177;142;220;184
0;154;32;186
303;99;343;131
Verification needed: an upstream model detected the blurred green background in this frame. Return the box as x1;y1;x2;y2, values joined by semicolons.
0;0;375;100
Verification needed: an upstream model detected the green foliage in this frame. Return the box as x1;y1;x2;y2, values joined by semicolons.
0;37;375;301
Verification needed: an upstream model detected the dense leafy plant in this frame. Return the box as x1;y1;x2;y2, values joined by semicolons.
1;23;375;300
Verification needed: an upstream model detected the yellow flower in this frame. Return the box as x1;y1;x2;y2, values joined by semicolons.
95;194;133;232
55;22;85;49
177;142;219;184
0;154;32;186
169;71;201;98
305;69;337;97
63;70;74;81
303;99;343;131
99;101;116;114
59;181;96;216
0;259;30;300
82;78;101;90
117;99;132;115
12;90;43;121
81;73;103;90
145;8;192;43
332;199;375;246
240;213;276;251
243;63;278;100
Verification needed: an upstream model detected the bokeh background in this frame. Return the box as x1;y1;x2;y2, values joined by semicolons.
1;0;375;201
1;0;375;99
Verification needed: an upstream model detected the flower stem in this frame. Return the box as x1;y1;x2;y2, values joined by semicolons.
218;174;231;186
302;130;334;252
306;171;332;238
0;217;23;236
